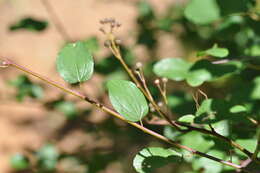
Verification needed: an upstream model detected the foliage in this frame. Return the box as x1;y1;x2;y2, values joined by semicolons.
9;17;48;32
9;75;44;101
3;0;260;173
107;80;149;122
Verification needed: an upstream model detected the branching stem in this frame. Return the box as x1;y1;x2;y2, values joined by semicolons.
0;59;252;172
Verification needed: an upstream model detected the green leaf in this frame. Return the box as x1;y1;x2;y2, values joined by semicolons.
229;105;247;113
10;154;30;171
178;114;195;123
198;44;229;58
107;80;149;122
37;144;59;171
192;150;225;173
154;58;243;87
133;147;182;173
8;75;44;101
138;0;154;18
186;66;212;86
235;139;257;157
153;58;191;81
57;41;94;84
54;101;77;119
210;120;229;136
163;126;182;140
9;17;48;32
184;0;220;25
180;132;214;152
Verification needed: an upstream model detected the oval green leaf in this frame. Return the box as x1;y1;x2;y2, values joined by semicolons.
107;80;149;122
206;47;229;58
57;41;94;84
229;105;247;113
133;147;182;173
153;58;191;81
184;0;220;25
178;114;195;123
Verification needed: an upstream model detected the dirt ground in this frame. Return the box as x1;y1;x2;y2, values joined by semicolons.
0;0;185;172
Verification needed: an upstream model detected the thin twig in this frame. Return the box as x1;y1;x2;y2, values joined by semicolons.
108;35;184;131
1;59;251;172
105;33;260;161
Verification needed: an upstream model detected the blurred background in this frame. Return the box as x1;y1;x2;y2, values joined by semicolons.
0;0;260;172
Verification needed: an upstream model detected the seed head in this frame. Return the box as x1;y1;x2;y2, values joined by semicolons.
157;101;163;107
162;77;168;83
136;62;143;69
154;79;160;85
0;60;10;68
115;39;122;45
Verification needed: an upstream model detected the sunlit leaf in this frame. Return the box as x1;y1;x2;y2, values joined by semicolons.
184;0;220;25
153;58;191;81
107;80;149;122
229;105;247;113
198;44;229;58
235;139;258;157
57;41;94;84
180;131;214;152
133;147;182;173
192;150;225;173
178;114;195;123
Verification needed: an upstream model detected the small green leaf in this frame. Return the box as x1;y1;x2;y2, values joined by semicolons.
186;67;212;87
210;120;229;137
133;147;182;173
198;44;229;58
230;105;247;113
10;154;30;171
153;58;191;81
178;114;195;123
206;47;229;58
54;101;77;119
8;75;44;101
184;0;220;25
37;144;59;171
107;80;149;122
9;17;48;32
57;41;94;84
